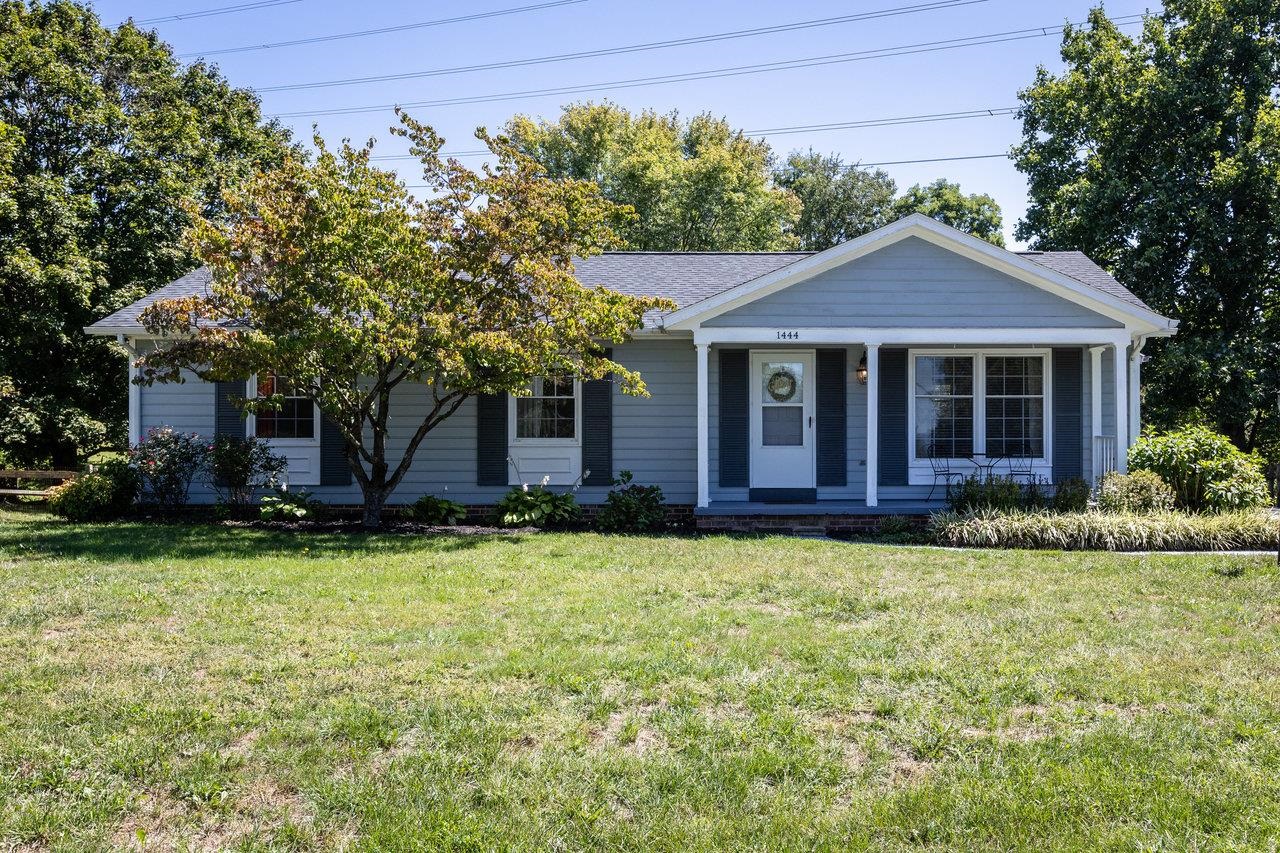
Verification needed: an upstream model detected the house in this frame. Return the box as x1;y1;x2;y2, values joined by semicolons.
86;214;1177;525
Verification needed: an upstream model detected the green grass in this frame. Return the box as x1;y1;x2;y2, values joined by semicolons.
2;507;1279;851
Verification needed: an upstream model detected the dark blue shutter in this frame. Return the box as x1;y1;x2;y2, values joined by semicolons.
476;393;508;486
214;380;245;438
718;349;749;488
1052;348;1084;482
878;348;908;487
319;414;352;485
816;349;847;487
582;348;612;486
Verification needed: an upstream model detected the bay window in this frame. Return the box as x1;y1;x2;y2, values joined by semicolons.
909;350;1051;466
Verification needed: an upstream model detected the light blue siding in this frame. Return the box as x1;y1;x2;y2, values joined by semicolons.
704;237;1122;329
133;338;697;505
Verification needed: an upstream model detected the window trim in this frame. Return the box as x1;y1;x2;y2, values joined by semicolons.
507;375;583;448
906;348;1053;471
244;374;321;447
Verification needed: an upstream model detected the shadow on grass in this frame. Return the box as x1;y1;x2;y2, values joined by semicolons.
0;507;523;562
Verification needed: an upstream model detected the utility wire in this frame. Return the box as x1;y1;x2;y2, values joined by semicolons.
180;0;589;58
399;152;1014;187
134;0;301;24
369;107;1021;161
271;15;1143;119
258;0;988;93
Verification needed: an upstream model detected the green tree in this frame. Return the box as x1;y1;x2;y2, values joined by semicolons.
774;150;898;250
138;113;672;529
1014;3;1280;452
892;179;1005;247
507;101;801;250
0;0;292;466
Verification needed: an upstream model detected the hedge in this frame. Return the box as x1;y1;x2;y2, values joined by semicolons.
930;510;1279;552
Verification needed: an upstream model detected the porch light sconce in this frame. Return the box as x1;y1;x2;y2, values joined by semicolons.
856;353;869;385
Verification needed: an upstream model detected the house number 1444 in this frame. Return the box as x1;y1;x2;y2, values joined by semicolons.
775;330;800;340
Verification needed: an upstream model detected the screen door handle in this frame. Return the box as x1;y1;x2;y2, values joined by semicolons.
808;416;814;428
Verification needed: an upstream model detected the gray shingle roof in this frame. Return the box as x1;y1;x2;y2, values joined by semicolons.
1019;251;1151;311
86;247;1152;333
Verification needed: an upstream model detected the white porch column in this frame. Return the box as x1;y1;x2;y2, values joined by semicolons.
696;341;710;508
865;343;880;507
1088;346;1104;481
1113;339;1130;474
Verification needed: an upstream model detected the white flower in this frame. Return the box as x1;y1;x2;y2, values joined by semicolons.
540;474;551;487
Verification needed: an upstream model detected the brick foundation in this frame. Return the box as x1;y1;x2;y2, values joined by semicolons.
695;513;930;536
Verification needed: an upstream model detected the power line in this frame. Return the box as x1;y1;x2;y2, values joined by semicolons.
368;107;1021;161
134;0;301;24
179;0;589;58
271;15;1144;119
399;152;1014;187
258;0;987;93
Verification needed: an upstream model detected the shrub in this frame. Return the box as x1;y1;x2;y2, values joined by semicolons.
1052;477;1091;513
931;509;1277;551
259;487;325;521
48;461;140;522
207;435;287;507
496;484;580;528
1129;426;1271;512
410;494;467;525
947;474;1026;513
1095;470;1176;513
130;427;208;508
596;470;666;533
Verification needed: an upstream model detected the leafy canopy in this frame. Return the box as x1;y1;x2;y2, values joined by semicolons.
138;113;672;527
507;101;802;251
1014;2;1280;454
0;0;292;466
775;152;1005;250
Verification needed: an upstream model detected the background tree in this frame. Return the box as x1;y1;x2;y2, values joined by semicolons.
892;179;1005;247
0;0;292;466
138;113;672;529
774;150;897;250
775;152;1005;249
1014;3;1280;455
507;101;801;250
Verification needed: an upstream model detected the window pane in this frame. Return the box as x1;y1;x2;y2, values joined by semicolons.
762;406;803;446
762;362;804;404
915;397;973;458
515;389;576;439
916;356;973;397
984;359;1044;457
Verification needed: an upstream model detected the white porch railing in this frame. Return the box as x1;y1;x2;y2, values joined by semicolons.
1094;435;1118;479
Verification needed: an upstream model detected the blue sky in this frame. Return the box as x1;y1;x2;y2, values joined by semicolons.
93;0;1157;247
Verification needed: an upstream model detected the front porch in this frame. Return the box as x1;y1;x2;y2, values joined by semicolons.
689;326;1143;511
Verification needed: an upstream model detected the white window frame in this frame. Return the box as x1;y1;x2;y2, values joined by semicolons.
906;349;1053;485
245;374;322;486
245;374;322;447
507;375;582;486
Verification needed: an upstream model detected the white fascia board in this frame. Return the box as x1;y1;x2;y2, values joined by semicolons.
694;327;1133;347
663;214;1176;335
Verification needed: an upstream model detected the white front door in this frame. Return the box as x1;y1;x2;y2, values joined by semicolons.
749;350;816;491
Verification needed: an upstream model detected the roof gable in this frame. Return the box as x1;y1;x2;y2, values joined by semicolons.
702;236;1123;329
662;214;1176;334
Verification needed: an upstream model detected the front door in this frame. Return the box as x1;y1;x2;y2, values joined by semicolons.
749;350;816;496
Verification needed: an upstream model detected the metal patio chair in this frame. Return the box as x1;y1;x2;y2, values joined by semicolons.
926;451;965;501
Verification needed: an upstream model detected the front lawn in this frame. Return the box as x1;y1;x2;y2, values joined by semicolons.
2;508;1279;850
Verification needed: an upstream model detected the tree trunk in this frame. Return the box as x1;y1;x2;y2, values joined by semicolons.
362;487;388;530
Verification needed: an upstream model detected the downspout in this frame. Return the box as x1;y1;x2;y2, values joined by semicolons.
117;334;141;447
1129;334;1149;446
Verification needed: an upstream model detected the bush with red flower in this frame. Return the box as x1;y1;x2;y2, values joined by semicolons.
129;427;208;508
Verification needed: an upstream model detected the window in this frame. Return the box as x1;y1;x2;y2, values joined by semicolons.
253;374;315;440
914;356;974;458
515;374;577;440
985;356;1045;457
909;351;1050;462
